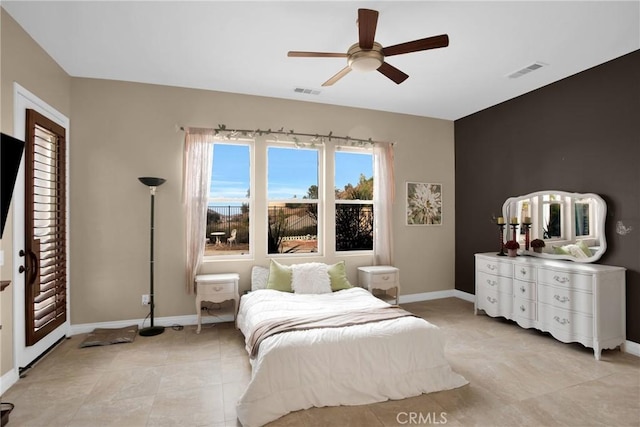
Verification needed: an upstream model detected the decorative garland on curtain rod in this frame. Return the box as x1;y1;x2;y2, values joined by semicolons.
178;124;392;147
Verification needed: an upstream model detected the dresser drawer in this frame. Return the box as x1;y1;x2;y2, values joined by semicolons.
477;258;513;277
538;284;593;315
538;303;593;340
477;287;512;319
477;271;513;295
538;268;592;292
514;265;536;282
514;279;536;300
514;297;536;321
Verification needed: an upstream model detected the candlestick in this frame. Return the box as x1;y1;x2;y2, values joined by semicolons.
524;216;531;224
510;223;519;245
496;223;506;256
510;216;518;225
497;216;505;225
522;222;532;251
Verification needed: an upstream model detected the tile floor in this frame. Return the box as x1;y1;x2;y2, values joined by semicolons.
2;297;638;426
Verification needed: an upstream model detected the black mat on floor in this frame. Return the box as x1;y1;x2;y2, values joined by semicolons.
79;325;138;348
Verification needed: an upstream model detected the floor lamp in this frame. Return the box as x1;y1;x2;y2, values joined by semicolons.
138;177;166;336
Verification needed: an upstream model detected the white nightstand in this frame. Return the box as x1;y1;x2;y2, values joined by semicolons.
195;273;239;333
358;266;400;305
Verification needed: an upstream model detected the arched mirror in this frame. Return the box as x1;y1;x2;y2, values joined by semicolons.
502;190;607;263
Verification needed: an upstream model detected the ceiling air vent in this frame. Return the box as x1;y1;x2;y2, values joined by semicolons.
507;62;547;79
294;87;321;95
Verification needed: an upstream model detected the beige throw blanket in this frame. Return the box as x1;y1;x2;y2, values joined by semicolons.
247;305;417;358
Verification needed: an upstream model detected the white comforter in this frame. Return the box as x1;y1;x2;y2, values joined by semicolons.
236;287;467;427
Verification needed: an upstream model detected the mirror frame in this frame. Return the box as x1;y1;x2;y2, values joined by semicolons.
502;190;607;263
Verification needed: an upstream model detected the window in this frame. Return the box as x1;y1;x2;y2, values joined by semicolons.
335;149;373;251
542;194;563;239
267;145;319;254
574;198;591;237
205;142;251;257
203;140;376;260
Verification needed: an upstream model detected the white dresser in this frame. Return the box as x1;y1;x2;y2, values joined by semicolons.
475;253;625;359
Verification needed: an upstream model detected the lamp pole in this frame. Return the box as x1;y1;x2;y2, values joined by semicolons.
138;177;166;336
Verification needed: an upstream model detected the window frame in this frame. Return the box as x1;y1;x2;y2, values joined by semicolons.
203;139;254;261
266;141;323;257
334;146;374;254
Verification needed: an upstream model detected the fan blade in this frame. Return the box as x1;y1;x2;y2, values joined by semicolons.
288;51;348;58
322;66;352;87
377;62;409;85
358;9;379;49
382;34;449;57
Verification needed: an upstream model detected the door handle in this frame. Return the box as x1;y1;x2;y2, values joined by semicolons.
18;248;39;286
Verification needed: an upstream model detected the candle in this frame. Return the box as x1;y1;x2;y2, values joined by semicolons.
497;217;505;224
510;217;518;224
524;216;531;224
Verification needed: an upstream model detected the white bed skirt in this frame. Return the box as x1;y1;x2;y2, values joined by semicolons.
236;288;468;427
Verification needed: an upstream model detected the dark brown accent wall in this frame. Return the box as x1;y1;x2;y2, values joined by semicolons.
455;50;640;343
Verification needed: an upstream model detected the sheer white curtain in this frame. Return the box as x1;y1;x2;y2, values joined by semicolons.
373;142;395;265
182;131;214;294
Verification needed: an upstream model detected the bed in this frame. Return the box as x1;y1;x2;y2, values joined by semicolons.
235;263;468;426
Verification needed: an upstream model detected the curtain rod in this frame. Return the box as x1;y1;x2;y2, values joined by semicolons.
177;124;393;147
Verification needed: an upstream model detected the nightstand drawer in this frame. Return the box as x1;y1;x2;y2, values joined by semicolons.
198;282;236;294
369;272;398;289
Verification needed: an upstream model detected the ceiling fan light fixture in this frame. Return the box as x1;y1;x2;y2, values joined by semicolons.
347;42;384;72
349;55;383;72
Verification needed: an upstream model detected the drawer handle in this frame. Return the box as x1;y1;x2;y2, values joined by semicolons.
487;264;497;271
486;296;497;304
553;275;570;284
381;276;390;281
487;279;497;287
520;268;527;276
553;295;570;303
520;286;526;293
520;305;525;312
553;315;570;325
214;286;223;292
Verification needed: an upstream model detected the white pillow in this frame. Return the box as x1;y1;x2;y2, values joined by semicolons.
291;262;331;294
251;266;270;291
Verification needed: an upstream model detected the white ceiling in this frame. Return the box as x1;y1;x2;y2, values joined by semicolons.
3;1;639;120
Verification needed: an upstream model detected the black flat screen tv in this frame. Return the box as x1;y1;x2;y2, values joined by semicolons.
1;132;25;238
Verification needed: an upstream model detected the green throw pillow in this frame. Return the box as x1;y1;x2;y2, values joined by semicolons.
266;259;293;292
328;261;352;291
553;245;569;255
576;240;592;257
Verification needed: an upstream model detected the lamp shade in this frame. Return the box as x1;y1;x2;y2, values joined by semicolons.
138;177;166;187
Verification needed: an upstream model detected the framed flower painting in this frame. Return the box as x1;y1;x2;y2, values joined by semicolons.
406;182;442;225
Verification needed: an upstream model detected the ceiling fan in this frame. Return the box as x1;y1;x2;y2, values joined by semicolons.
288;8;449;87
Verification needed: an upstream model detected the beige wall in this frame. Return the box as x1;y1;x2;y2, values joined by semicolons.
0;9;72;376
69;78;455;325
1;7;455;378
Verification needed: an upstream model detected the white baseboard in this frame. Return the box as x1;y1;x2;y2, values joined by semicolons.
399;289;475;304
625;340;640;357
70;313;234;335
1;367;19;394
399;289;456;304
452;289;476;303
